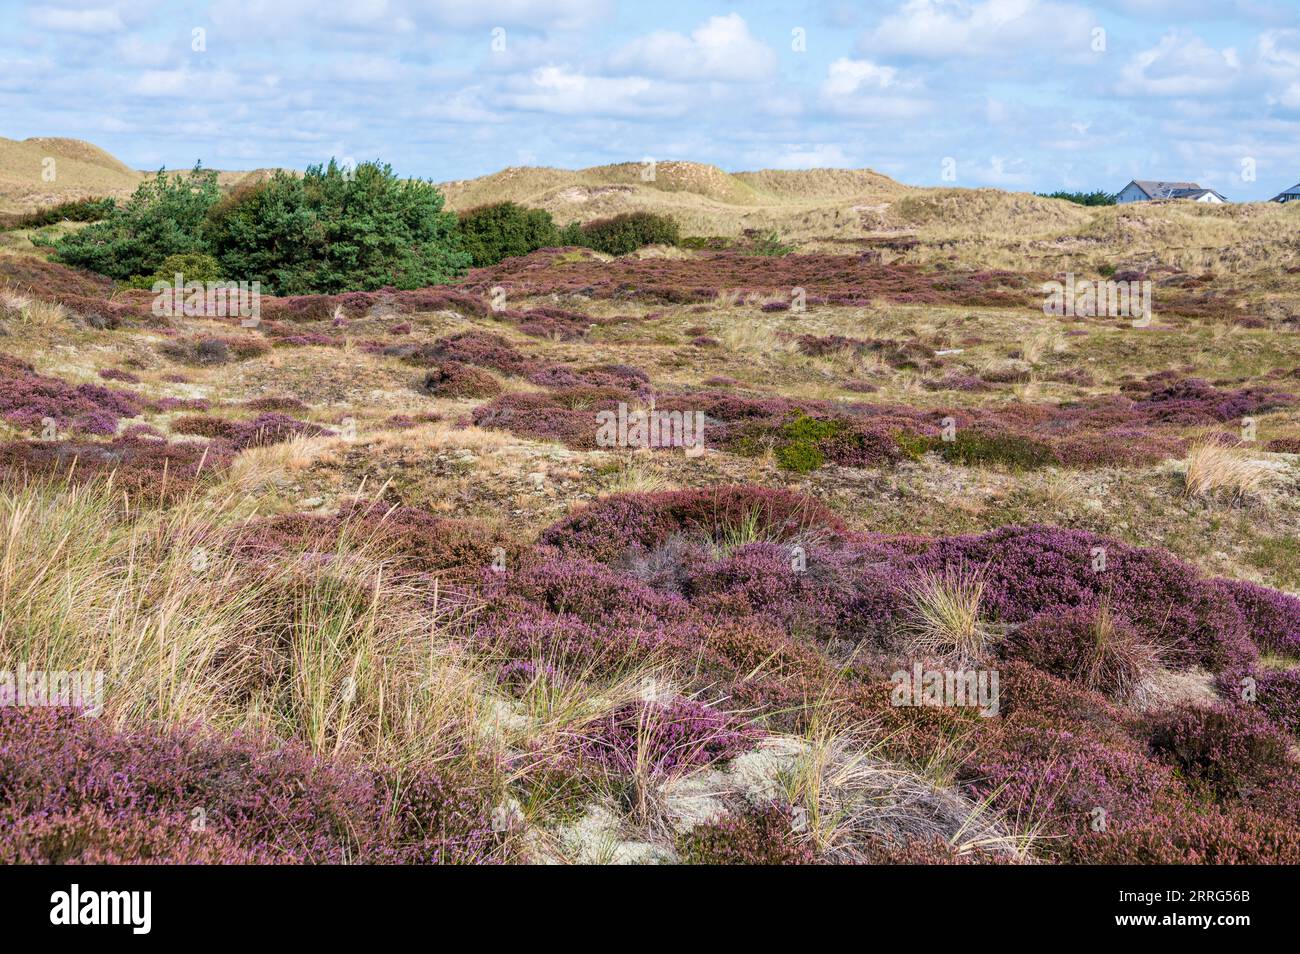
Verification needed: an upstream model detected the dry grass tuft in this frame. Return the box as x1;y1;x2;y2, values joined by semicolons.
1182;441;1273;500
902;566;993;664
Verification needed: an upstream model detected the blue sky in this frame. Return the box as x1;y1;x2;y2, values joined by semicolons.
2;0;1299;199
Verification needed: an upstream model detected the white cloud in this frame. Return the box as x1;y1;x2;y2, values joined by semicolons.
500;66;686;117
818;57;929;118
610;14;777;82
822;58;900;96
861;0;1095;59
1119;33;1243;97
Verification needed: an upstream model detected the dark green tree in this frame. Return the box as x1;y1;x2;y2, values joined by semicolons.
51;166;219;280
205;160;470;294
457;201;558;266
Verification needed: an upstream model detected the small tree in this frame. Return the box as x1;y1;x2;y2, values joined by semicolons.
457;202;558;267
52;166;219;280
205;160;470;294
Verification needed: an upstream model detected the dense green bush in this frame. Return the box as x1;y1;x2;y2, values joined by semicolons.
50;161;470;296
122;252;225;289
457;202;558;267
205;160;469;294
572;211;679;255
51;167;219;280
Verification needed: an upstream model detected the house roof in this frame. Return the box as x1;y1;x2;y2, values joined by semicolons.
1271;182;1300;200
1168;188;1228;201
1128;179;1200;198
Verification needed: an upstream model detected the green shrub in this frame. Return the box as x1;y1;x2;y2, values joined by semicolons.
571;211;679;255
773;414;846;472
457;202;558;267
936;431;1057;469
742;230;794;257
51;167;219;280
122;252;225;289
1036;190;1116;206
204;160;470;295
774;441;825;473
1;197;116;231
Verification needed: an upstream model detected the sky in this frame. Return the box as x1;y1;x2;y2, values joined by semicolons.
2;0;1299;199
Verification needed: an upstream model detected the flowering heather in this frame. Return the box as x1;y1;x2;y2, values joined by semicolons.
540;486;846;565
0;435;230;501
98;368;141;383
473;554;717;671
397;331;534;375
472;387;633;449
0;708;501;864
459;251;1035;309
0;356;143;434
1003;605;1159;701
172;412;333;450
678;805;815;864
1147;704;1290;802
421;361;503;399
1218;668;1300;737
1069;803;1300;864
962;719;1172;839
1215;577;1300;656
577;698;758;777
525;362;651;394
905;525;1256;671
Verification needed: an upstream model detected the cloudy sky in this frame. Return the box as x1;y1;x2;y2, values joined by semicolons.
3;0;1299;199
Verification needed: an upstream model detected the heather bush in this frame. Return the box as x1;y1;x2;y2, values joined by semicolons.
172;412;332;450
1216;577;1300;655
908;525;1255;671
0;436;229;502
0;357;143;435
578;698;757;778
539;487;846;565
1218;668;1300;736
0;708;501;864
678;805;815;864
1070;802;1300;864
1146;704;1289;801
962;720;1171;840
403;331;533;375
1004;605;1159;701
457;202;558;267
421;361;502;399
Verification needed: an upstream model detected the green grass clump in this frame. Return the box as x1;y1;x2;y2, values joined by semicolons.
937;431;1057;469
773;415;847;472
